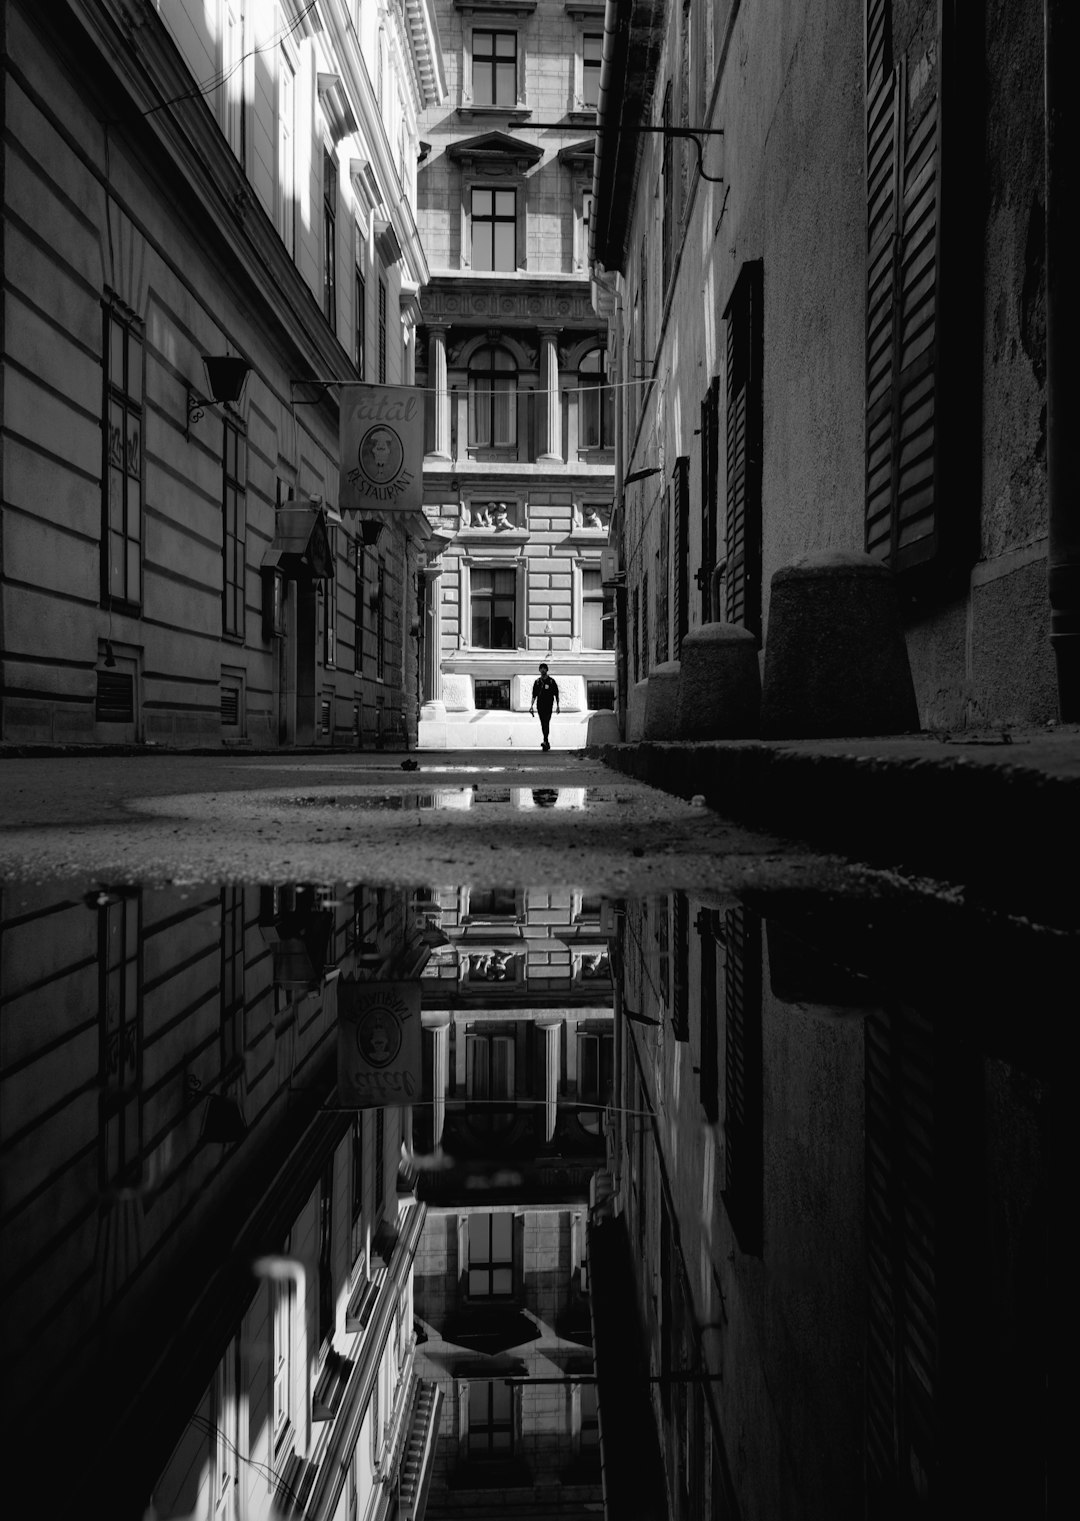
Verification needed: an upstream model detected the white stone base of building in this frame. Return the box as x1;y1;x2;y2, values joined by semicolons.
418;707;602;750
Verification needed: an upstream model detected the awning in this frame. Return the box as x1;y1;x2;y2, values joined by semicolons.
261;502;336;579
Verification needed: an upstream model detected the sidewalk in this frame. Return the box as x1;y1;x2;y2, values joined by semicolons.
590;724;1080;927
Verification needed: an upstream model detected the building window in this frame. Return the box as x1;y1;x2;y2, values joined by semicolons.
272;1280;293;1447
579;348;613;449
323;554;338;668
222;1;246;164
662;81;673;292
323;149;337;329
376;561;386;680
639;235;650;382
582;33;602;108
222;420;246;638
98;890;141;1189
378;277;387;382
211;1342;241;1520
466;1033;514;1098
220;886;244;1068
374;1105;385;1215
471;568;516;649
469;1381;514;1458
278;46;296;256
318;1158;334;1346
723;262;764;640
102;301;144;608
471;187;516;272
354;263;366;377
586;679;615;710
469;346;517;445
581;569;614;650
468;1213;513;1297
474;678;511;710
354;543;365;673
641;570;650;678
472;30;517;107
351;1114;364;1225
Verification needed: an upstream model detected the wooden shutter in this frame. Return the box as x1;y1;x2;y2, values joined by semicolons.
721;906;762;1253
673;456;690;657
671;892;689;1041
864;2;976;579
723;261;764;641
864;1001;940;1504
697;378;720;621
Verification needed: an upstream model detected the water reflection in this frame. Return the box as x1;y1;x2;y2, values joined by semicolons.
0;881;1054;1519
284;786;591;811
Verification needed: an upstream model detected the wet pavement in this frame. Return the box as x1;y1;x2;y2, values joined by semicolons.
0;748;1061;1519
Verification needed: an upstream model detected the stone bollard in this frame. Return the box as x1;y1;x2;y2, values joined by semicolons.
760;551;919;738
674;624;761;739
626;678;650;740
642;660;681;739
585;710;620;746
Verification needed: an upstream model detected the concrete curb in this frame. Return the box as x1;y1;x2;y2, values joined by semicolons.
591;737;1080;926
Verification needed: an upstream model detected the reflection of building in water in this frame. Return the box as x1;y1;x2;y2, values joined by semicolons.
597;893;1053;1521
410;887;613;1515
0;882;442;1521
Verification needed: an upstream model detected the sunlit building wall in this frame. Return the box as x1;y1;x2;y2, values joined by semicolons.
1;1;445;748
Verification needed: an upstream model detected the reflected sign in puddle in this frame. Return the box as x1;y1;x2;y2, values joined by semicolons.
0;878;1055;1520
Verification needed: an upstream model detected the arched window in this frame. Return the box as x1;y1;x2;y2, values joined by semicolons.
579;348;613;449
469;346;517;447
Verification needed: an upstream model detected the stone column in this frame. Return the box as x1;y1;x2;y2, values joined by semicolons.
538;329;562;462
427;325;451;459
421;565;442;704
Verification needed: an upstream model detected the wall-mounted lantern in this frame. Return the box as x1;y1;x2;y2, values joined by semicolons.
186;355;252;439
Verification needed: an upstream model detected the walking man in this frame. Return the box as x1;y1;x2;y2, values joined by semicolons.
529;663;560;750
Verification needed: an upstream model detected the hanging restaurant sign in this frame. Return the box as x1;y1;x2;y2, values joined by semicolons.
338;978;422;1107
339;383;424;513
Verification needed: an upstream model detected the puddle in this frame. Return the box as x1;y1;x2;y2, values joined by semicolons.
283;786;593;811
1;877;1055;1516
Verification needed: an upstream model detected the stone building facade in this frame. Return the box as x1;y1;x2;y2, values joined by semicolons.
590;0;1065;736
412;0;617;747
1;0;444;749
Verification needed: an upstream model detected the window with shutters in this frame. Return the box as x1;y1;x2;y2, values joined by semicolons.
631;584;640;683
673;456;690;656
378;276;387;382
721;906;762;1254
97;670;134;724
323;552;338;668
222;419;246;639
697;378;720;622
864;1;977;581
697;908;719;1123
102;300;144;609
671;892;689;1040
723;263;763;641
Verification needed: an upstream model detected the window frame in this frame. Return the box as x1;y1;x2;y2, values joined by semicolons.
578;347;613;451
471;28;518;109
101;299;144;612
580;564;614;651
277;40;297;256
580;31;603;110
222;416;247;640
469;565;518;650
323;146;338;331
469;185;518;273
468;344;518;447
467;1212;515;1299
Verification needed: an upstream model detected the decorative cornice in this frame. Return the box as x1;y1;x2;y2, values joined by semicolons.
420;278;602;328
447;130;545;171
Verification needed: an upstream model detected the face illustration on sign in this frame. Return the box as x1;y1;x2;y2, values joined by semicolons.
359;425;404;484
354;1005;403;1068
